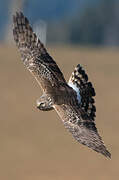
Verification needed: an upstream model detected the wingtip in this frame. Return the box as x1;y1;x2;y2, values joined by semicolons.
105;150;111;159
100;147;111;159
13;11;24;19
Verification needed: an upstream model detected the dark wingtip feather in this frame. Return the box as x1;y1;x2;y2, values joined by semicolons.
12;11;46;51
94;142;111;159
101;149;111;159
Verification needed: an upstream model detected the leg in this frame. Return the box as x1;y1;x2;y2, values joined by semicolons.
36;94;54;111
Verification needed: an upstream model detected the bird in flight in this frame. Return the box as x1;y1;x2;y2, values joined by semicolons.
13;12;111;158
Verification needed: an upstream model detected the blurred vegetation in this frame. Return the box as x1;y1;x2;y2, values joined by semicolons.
1;0;119;46
48;0;119;46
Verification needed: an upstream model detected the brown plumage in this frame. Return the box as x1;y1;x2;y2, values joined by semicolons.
13;12;111;158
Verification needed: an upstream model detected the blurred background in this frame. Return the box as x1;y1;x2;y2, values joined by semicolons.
1;0;119;46
0;0;119;180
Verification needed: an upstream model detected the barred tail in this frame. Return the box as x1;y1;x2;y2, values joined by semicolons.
68;64;96;120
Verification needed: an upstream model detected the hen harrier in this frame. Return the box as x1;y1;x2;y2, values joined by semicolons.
13;12;111;158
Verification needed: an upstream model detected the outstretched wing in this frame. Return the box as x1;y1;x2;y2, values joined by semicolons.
54;103;111;158
54;64;111;158
13;12;66;93
64;117;111;158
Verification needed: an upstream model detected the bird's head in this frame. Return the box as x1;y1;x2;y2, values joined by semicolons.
36;98;53;111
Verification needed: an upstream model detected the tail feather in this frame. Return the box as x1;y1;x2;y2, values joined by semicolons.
68;64;96;120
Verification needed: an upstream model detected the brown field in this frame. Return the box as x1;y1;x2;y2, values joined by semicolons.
0;45;119;180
